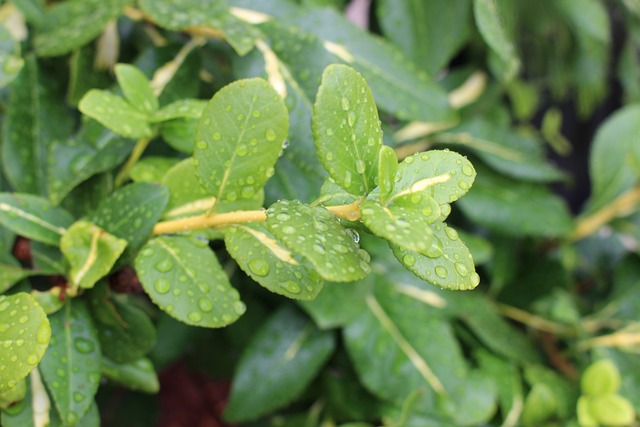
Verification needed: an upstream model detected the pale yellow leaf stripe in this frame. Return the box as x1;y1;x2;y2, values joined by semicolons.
241;225;298;265
71;229;101;286
394;284;447;309
284;324;313;361
365;293;446;395
0;202;67;235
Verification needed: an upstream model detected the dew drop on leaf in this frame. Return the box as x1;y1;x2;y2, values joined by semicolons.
73;337;95;354
355;159;366;174
198;299;213;313
248;258;270;277
265;128;276;141
435;266;448;278
154;259;173;273
154;278;171;294
340;97;350;110
454;262;469;276
188;312;202;322
462;165;474;176
279;281;301;294
403;253;416;266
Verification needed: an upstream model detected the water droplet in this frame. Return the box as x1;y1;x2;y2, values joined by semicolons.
462;165;474;176
188;312;202;322
237;144;248;156
198;298;213;312
197;140;207;149
313;243;326;254
282;139;290;149
36;323;50;344
444;226;458;240
458;180;469;190
265;128;276;141
197;280;211;293
248;258;270;277
333;243;349;254
326;128;334;136
411;193;422;204
470;272;481;287
252;110;262;118
18;315;28;324
27;354;38;365
355;159;366;174
340;97;350;110
154;259;173;273
347;110;356;127
66;412;79;425
222;314;233;323
347;229;360;243
73;392;85;403
405;156;415;164
344;171;352;188
454;262;469;276
280;281;301;294
226;191;238;201
213;132;222;140
74;338;95;354
282;225;295;234
435;266;448;278
403;254;416;266
233;301;246;314
154;278;171;294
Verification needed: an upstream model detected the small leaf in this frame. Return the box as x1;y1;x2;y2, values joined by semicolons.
39;300;101;426
581;359;621;396
135;235;245;328
159;118;199;153
266;200;370;282
34;0;131;57
224;306;336;421
0;193;74;245
312;64;382;196
360;199;436;253
473;0;520;80
0;293;50;394
61;220;127;290
114;64;158;114
0;256;37;293
89;183;169;263
225;224;324;300
378;145;398;204
100;357;159;394
78;90;153;139
0;24;24;89
194;78;289;205
392;150;476;205
588;394;635;426
0;379;26;410
392;221;479;290
151;99;207;122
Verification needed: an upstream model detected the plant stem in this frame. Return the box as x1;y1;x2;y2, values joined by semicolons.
114;137;152;188
577;326;640;350
153;200;363;235
571;186;640;241
496;303;574;335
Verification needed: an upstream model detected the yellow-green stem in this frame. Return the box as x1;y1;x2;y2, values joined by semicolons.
114;137;152;188
153;200;363;235
496;303;574;335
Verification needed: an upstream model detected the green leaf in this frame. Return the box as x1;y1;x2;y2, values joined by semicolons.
589;394;636;425
377;145;398;204
34;0;131;57
67;45;112;106
2;56;74;196
194;78;289;205
0;24;24;89
129;156;180;183
135;235;245;327
0;256;37;294
0;379;26;410
225;224;324;300
151;99;207;122
392;221;479;290
78;90;153;139
457;166;574;237
60;221;127;290
521;383;559;426
161;158;212;215
312;64;382;196
114;64;158;114
224;306;336;421
48;119;132;205
0;293;50;393
376;0;471;75
360;199;437;253
100;357;159;394
139;0;260;55
476;351;524;424
266;200;370;282
159;118;199;153
0;193;74;245
392;150;476;205
38;300;101;426
473;0;520;80
88;183;169;263
581;359;621;396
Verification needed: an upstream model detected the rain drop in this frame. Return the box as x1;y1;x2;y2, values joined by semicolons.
213;132;222;140
265;128;277;141
233;301;246;314
403;253;416;266
435;266;448;278
454;262;469;276
74;338;95;354
444;226;458;240
462;165;474;177
248;258;270;277
340;97;350;110
73;392;85;403
326;128;334;136
355;159;366;174
347;110;356;127
154;259;173;273
280;281;301;294
198;298;213;312
188;312;202;322
154;278;171;294
282;225;295;234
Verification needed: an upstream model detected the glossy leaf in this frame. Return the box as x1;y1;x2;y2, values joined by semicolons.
0;293;50;393
34;0;131;57
100;357;159;394
114;64;158;114
0;24;24;89
0;193;74;246
376;0;471;75
360;199;436;253
312;64;382;196
151;99;207;122
225;224;324;300
88;183;169;263
161;158;212;215
138;0;260;55
377;145;398;204
392;221;480;290
48;119;132;205
266;200;370;282
392;150;476;205
78;90;153;139
135;235;245;327
225;306;336;421
194;78;289;206
2;56;74;196
0;256;37;294
159;118;199;153
473;0;520;80
60;220;127;290
129;156;180;183
38;301;101;426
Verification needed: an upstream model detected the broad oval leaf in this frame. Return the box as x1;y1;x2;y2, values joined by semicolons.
266;200;370;282
100;357;159;394
135;235;245;328
0;193;74;245
225;224;324;300
473;0;520;80
0;293;50;393
224;306;336;422
392;221;480;290
194;78;289;206
360;199;436;253
79;90;153;139
34;0;131;57
60;220;128;290
312;64;382;196
392;150;476;205
39;300;101;426
114;64;158;114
